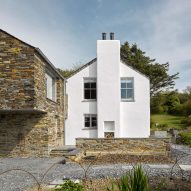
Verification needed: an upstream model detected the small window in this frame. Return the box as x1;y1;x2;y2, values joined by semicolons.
84;78;96;100
46;73;57;102
121;78;134;101
84;114;97;128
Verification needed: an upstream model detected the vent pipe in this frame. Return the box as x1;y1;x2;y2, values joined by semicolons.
102;32;106;40
110;32;114;40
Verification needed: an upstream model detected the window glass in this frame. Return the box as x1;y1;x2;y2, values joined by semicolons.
84;83;90;88
84;114;97;128
91;117;97;127
91;82;96;88
85;117;90;127
91;90;96;99
46;73;56;102
84;90;91;99
120;78;134;101
84;78;96;100
127;81;133;88
121;82;126;89
121;89;126;99
127;89;133;98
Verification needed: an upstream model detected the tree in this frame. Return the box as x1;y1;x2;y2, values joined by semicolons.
150;93;166;114
183;86;191;99
121;42;179;96
58;64;83;78
58;68;74;78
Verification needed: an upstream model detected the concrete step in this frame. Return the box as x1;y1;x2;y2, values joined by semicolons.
50;146;77;157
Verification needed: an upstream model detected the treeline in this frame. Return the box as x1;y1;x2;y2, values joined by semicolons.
151;86;191;116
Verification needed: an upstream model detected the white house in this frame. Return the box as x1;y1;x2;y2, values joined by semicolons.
65;33;150;145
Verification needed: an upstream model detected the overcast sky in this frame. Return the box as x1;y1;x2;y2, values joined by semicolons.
0;0;190;91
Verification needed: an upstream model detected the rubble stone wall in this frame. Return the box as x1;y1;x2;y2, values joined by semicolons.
0;31;35;109
0;30;65;156
76;138;171;156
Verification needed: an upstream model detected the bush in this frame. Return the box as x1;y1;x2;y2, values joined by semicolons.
151;105;164;114
181;116;191;126
150;119;155;128
168;104;184;116
183;100;191;116
53;180;85;191
179;131;191;146
157;123;168;129
106;164;150;191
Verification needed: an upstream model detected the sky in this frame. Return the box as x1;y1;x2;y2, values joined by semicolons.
0;0;190;91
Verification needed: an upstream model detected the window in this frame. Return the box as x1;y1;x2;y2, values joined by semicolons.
121;77;134;101
84;78;96;100
45;73;57;101
84;114;97;128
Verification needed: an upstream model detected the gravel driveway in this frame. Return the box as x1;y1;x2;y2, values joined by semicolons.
0;144;191;191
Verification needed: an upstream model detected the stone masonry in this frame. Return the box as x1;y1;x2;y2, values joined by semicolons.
0;29;65;156
76;138;171;156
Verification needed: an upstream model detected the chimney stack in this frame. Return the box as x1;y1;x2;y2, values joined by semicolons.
102;32;106;40
110;32;114;40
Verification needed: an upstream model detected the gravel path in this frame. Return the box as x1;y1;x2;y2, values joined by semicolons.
0;144;191;191
170;144;191;164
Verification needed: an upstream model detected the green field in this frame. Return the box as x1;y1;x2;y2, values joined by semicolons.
151;114;185;130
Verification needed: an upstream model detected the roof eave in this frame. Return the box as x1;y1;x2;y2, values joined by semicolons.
34;48;65;80
0;29;64;80
66;58;97;79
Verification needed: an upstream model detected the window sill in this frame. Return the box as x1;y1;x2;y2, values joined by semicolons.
46;98;57;104
82;99;97;102
121;99;135;102
82;127;97;130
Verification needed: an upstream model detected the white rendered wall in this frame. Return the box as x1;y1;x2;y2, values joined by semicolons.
65;39;150;145
65;62;97;145
97;40;121;137
120;62;150;137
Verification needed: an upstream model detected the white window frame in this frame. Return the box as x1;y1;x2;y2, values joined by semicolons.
83;78;97;101
120;77;134;101
45;73;57;102
84;114;97;129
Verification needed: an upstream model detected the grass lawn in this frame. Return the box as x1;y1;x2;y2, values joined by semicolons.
151;114;185;130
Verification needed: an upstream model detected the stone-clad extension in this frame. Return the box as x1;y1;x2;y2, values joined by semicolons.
0;29;65;156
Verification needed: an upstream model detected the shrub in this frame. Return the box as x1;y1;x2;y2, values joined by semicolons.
151;105;164;114
53;180;85;191
179;131;191;146
183;100;191;116
150;119;155;128
106;164;150;191
158;123;168;128
168;104;184;115
181;116;191;126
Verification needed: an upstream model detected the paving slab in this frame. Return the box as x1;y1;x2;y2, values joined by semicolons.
148;164;171;169
179;165;191;171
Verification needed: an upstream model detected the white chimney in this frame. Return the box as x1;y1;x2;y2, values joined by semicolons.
96;34;121;138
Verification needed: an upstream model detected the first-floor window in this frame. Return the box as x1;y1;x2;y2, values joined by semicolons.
45;73;57;101
121;77;134;101
84;78;96;100
84;114;97;128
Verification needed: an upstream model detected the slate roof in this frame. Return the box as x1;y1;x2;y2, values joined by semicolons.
0;29;64;80
67;57;149;80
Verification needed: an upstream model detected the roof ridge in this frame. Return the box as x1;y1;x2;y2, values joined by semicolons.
66;58;97;79
0;29;64;80
67;58;149;80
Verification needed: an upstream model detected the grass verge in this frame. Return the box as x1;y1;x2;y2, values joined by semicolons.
151;114;185;130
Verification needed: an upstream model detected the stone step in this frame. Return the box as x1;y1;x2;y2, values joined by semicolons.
50;146;77;157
